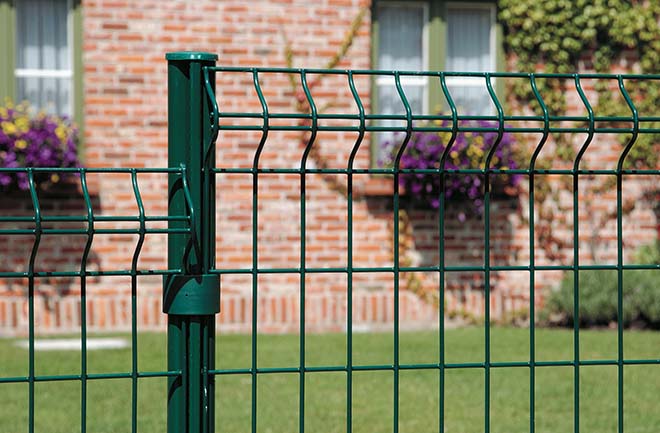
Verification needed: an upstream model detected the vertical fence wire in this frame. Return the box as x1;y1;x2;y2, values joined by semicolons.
299;70;318;433
617;78;639;433
130;169;146;433
573;75;595;433
528;75;550;433
392;71;413;433
438;73;458;433
485;72;505;433
26;169;40;433
251;68;269;433
346;70;366;433
79;169;94;433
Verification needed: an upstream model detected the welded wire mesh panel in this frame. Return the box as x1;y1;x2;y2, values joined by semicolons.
207;67;660;433
2;63;658;433
0;167;190;433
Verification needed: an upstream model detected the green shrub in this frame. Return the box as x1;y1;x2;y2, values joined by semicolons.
633;271;660;325
634;240;660;265
543;243;660;328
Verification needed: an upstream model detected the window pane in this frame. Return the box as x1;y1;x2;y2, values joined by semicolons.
377;4;424;71
377;80;425;116
446;6;494;115
16;0;71;116
446;7;492;72
17;77;71;116
446;83;493;116
376;4;426;159
17;0;69;70
375;81;425;163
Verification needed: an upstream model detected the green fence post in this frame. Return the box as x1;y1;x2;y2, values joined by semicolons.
165;51;219;433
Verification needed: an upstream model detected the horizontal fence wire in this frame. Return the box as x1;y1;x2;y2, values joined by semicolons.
0;167;194;278
205;67;660;433
0;167;190;433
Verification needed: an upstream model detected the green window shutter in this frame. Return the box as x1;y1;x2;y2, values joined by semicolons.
370;1;380;168
428;0;446;112
495;19;506;104
0;0;16;103
72;0;85;150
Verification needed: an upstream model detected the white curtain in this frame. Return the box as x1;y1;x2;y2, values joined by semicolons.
446;7;494;115
16;0;71;116
377;5;424;71
376;4;426;159
377;4;425;115
446;7;491;72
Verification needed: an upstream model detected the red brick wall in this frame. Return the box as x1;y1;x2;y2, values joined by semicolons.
0;0;657;335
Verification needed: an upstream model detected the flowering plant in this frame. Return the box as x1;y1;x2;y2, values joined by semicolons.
381;119;522;217
0;100;79;191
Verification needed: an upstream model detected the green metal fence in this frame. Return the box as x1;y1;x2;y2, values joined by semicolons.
0;51;659;432
0;166;189;433
195;54;660;433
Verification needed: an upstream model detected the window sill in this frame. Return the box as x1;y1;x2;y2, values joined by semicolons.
36;174;100;199
357;176;394;197
356;176;522;204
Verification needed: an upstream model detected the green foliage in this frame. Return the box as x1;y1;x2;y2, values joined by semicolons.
634;240;660;265
499;0;660;169
3;330;660;432
543;243;660;328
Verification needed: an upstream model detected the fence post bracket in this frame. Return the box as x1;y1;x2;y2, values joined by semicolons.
162;274;220;315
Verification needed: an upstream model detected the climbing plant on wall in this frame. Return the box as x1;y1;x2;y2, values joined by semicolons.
499;0;660;262
278;1;660;304
499;0;660;169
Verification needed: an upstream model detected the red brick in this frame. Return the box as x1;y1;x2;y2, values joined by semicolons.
0;0;654;337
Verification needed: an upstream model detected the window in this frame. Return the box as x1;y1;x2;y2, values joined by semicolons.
0;0;82;121
372;1;503;159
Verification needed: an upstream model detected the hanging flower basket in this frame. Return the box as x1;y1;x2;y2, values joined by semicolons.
0;100;80;192
381;119;523;219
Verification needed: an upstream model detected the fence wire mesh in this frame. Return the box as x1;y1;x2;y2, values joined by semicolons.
0;167;190;432
206;66;660;433
0;58;658;433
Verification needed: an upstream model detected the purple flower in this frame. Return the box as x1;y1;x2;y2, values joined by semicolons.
0;101;80;191
382;119;520;216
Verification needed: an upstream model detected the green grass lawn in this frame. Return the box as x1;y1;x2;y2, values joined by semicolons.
1;327;659;433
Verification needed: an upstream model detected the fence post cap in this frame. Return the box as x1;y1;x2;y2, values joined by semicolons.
166;51;218;61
